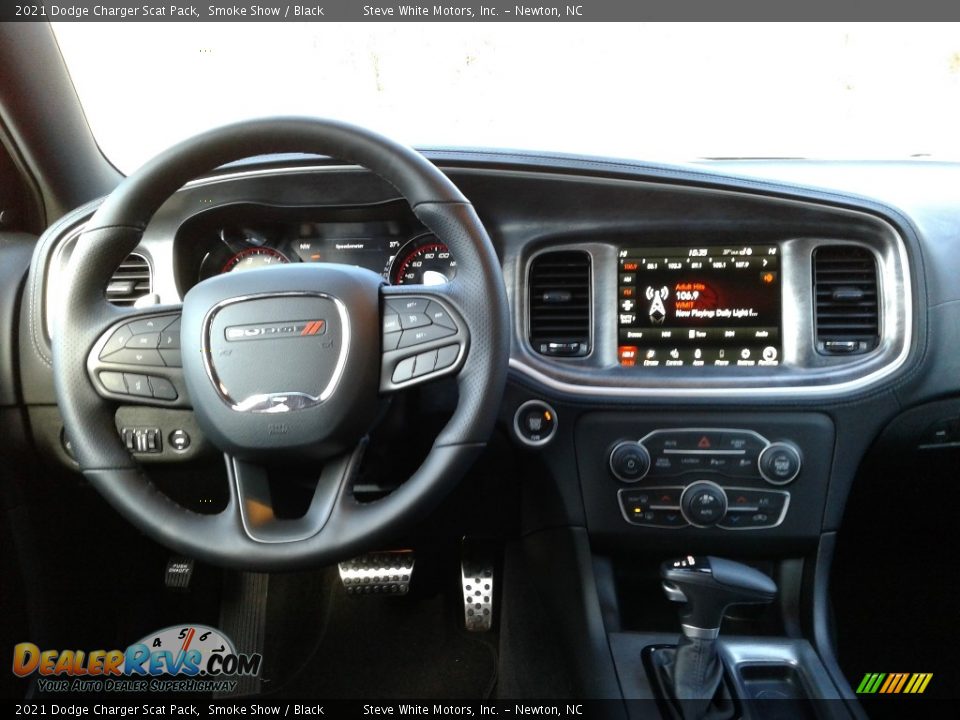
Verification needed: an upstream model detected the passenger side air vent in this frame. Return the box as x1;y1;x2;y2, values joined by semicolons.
106;253;152;306
812;245;879;355
528;250;591;357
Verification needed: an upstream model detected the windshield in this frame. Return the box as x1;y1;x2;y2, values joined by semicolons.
53;22;960;174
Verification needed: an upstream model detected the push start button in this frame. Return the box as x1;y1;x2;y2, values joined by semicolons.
514;400;558;447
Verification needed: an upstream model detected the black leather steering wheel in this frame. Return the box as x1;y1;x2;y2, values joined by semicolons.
52;118;510;570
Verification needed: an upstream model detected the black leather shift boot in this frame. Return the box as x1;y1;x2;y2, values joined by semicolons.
651;637;735;720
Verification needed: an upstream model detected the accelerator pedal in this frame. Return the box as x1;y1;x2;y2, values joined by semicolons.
214;572;269;698
338;550;415;595
461;543;495;632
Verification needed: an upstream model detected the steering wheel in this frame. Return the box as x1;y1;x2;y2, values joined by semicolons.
52;118;510;570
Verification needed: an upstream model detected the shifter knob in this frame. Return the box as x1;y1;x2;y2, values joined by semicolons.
661;555;777;639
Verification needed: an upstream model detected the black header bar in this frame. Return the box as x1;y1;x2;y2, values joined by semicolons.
3;1;960;21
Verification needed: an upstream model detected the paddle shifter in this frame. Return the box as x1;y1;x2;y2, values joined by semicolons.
654;556;777;719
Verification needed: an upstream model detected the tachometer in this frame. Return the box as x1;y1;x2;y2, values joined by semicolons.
222;247;290;274
389;235;457;285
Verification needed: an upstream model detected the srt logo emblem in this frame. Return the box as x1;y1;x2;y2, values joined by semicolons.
225;320;326;342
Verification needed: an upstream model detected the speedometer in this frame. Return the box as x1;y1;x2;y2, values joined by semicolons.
389;234;457;285
222;247;290;273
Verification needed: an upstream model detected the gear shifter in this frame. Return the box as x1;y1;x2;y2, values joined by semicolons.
661;555;777;640
653;555;777;720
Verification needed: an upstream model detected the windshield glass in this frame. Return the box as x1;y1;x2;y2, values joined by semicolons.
53;22;960;173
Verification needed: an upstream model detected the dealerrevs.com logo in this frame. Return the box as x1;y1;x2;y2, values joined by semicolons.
12;625;262;693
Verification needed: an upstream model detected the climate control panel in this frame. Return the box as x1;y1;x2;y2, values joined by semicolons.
609;429;801;485
608;428;800;531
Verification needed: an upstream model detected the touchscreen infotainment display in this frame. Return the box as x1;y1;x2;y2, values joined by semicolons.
617;245;781;367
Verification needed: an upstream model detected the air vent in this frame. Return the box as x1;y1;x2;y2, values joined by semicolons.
106;253;152;306
528;250;591;357
812;245;879;355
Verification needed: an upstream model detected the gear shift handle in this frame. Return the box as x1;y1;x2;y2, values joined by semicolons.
661;555;777;639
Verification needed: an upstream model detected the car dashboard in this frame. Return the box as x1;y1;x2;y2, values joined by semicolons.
11;146;960;705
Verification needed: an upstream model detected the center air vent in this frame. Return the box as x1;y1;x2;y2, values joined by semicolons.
106;253;152;306
528;250;591;357
812;245;879;355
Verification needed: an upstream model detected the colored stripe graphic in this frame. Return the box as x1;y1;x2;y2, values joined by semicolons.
892;673;910;693
300;321;324;336
857;672;932;694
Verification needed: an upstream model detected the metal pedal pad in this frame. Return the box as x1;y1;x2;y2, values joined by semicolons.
338;550;415;595
164;557;194;590
461;553;495;632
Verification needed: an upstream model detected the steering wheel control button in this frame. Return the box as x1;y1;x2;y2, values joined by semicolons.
100;326;133;358
392;356;416;383
382;330;402;352
123;373;152;397
126;332;160;349
98;371;127;394
387;298;430;315
680;481;728;527
107;348;164;366
399;311;431;330
426;302;457;330
169;429;191;452
129;317;169;335
413;350;438;377
148;376;178;401
159;349;182;367
382;313;402;334
758;442;802;485
434;344;460;371
159;323;180;350
609;441;651;482
398;324;455;349
513;400;558;447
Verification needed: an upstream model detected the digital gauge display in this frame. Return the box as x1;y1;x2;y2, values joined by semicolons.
617;245;782;368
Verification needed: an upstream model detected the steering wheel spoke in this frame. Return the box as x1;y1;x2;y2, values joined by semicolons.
87;307;189;407
225;444;362;544
380;285;469;393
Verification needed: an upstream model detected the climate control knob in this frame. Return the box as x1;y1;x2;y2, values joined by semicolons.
680;481;728;527
609;441;651;483
758;442;802;485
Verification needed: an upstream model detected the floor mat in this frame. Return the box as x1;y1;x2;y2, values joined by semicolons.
270;579;498;699
832;451;960;705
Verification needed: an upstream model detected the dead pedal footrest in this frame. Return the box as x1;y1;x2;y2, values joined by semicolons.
338;551;415;595
461;553;495;632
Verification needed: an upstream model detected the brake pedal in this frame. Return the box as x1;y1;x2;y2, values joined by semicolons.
338;551;415;595
461;549;495;632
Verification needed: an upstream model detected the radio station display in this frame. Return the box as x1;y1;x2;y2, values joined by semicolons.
617;245;782;368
